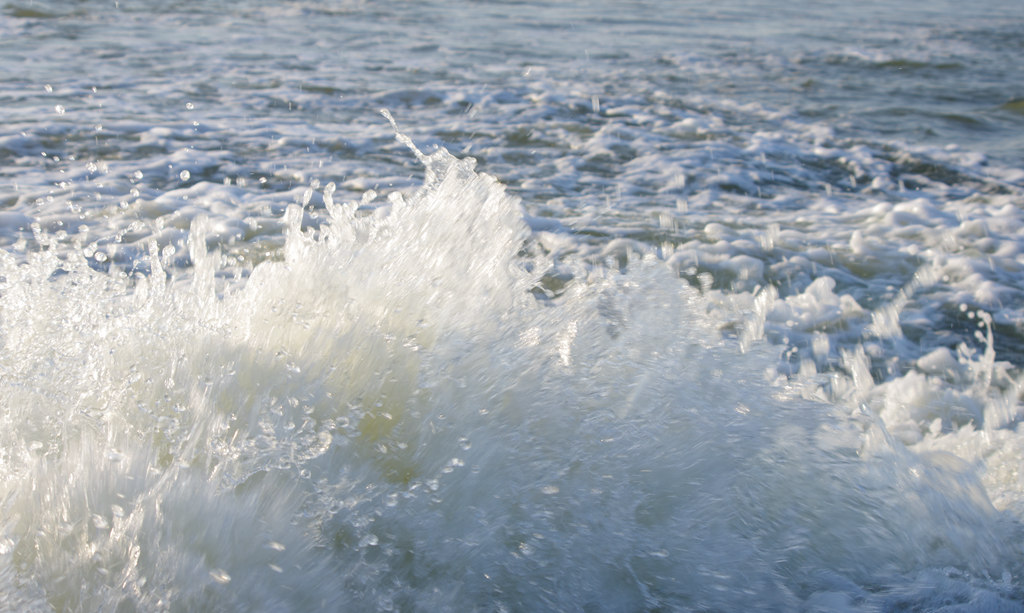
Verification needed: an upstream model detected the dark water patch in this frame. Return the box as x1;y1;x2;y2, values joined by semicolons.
905;304;1024;369
990;321;1024;369
894;162;976;192
1000;99;1024;115
6;6;57;19
504;127;560;148
299;83;344;96
937;113;991;129
877;59;964;71
531;270;575;299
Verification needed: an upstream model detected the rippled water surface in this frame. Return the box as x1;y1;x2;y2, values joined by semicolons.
2;1;1024;610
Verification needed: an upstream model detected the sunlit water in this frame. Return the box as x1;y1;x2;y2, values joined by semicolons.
2;1;1024;611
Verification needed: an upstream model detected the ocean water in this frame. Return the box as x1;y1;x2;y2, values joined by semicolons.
2;0;1024;610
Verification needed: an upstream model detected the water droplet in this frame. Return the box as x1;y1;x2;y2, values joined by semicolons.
54;105;65;116
359;534;379;548
210;569;231;584
179;170;191;181
185;101;195;110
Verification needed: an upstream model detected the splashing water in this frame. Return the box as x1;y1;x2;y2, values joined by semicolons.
0;124;1021;611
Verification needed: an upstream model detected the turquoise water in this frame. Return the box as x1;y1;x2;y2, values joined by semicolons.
2;1;1024;610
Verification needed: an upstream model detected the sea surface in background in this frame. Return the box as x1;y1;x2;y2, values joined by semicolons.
2;0;1024;610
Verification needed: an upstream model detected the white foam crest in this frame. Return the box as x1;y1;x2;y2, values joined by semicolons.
0;139;1021;610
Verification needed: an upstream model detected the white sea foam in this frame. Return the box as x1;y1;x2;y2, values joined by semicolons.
3;0;1024;609
2;134;1022;610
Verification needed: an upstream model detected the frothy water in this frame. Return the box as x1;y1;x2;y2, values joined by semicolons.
3;0;1024;610
0;125;1021;611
